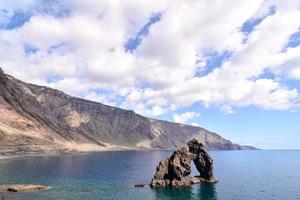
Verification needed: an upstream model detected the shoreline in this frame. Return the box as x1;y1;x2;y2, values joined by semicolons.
0;148;263;161
0;147;161;161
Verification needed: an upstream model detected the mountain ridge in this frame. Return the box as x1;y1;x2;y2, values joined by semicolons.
0;67;255;157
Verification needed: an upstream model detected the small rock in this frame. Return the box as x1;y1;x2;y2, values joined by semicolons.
7;188;17;192
134;184;147;188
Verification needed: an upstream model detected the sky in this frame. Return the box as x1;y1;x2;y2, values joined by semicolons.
0;0;300;149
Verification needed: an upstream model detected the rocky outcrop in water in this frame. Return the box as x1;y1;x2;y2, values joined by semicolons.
188;139;214;180
150;139;218;187
150;148;196;187
0;184;51;193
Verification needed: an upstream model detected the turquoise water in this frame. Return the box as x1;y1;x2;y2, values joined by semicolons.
0;150;300;200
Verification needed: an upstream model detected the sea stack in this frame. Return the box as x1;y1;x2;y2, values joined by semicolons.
150;139;218;187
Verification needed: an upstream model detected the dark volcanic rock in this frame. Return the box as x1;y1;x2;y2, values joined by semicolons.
134;184;147;188
188;139;214;180
150;139;218;187
188;138;203;154
168;148;196;180
150;147;196;187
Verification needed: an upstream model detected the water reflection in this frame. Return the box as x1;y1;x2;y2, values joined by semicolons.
153;187;193;200
198;184;217;200
152;184;217;200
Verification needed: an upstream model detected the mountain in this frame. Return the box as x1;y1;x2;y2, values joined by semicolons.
0;67;253;157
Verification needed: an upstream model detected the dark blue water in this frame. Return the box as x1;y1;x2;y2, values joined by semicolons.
0;150;300;200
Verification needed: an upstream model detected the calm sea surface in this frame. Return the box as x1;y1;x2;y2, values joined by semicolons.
0;150;300;200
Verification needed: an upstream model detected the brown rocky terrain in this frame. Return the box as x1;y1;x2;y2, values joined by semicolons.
0;67;254;157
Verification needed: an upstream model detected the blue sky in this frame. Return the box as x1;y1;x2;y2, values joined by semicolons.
0;0;300;149
159;104;300;150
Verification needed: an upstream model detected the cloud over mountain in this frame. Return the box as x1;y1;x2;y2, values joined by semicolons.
0;0;300;123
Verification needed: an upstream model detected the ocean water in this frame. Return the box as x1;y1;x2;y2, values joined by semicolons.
0;150;300;200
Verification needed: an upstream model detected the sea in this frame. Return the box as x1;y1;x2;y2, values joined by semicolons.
0;150;300;200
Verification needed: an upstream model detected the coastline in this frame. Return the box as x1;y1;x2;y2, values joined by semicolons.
0;148;261;161
0;145;163;161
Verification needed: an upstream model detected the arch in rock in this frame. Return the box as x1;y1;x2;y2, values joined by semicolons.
188;139;214;180
150;138;218;187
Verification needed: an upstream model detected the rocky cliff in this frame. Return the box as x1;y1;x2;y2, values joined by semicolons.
0;67;251;157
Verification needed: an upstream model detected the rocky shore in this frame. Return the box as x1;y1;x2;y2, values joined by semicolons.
0;184;51;193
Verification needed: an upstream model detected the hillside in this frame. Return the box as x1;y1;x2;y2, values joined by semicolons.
0;67;251;157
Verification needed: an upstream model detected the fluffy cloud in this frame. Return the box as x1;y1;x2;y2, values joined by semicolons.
0;0;300;122
173;112;201;124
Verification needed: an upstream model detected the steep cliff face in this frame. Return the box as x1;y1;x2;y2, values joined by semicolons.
0;68;249;156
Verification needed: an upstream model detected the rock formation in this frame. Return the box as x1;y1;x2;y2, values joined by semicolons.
188;139;214;180
150;139;218;187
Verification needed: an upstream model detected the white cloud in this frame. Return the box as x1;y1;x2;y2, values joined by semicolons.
191;122;200;127
173;112;201;124
0;0;300;123
289;67;300;80
84;91;117;107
